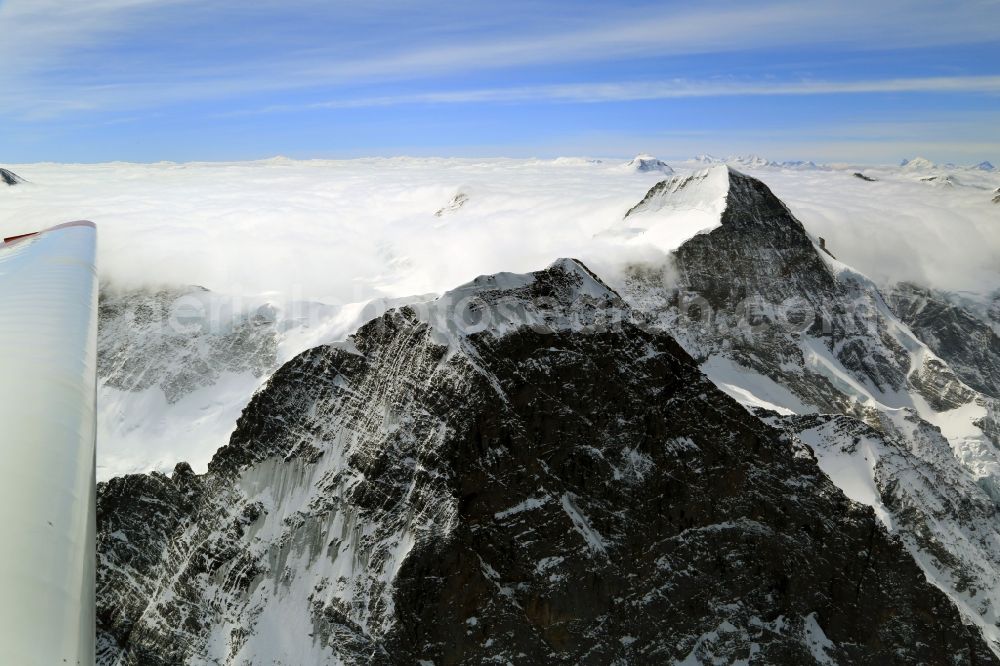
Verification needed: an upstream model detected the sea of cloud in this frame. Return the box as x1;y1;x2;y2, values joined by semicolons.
1;155;997;477
1;156;996;302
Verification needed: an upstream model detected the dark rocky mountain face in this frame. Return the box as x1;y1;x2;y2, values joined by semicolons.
621;168;998;449
766;410;1000;651
621;168;912;416
887;283;1000;400
614;167;1000;652
96;260;995;665
97;463;205;662
0;167;24;185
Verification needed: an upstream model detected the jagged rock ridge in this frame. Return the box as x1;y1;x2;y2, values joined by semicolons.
887;283;1000;400
96;259;994;664
768;411;1000;652
615;166;1000;653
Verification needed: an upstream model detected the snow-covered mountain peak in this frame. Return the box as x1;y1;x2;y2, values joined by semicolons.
974;160;996;171
727;154;777;168
901;156;936;170
624;165;730;216
434;257;614;307
722;166;800;225
612;166;803;252
623;153;674;174
777;159;823;170
412;257;622;349
607;166;732;250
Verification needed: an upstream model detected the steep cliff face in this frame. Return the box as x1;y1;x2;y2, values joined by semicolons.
613;166;1000;653
621;167;917;414
887;282;1000;400
96;286;431;479
768;411;1000;653
97;463;205;662
618;167;1000;488
97;259;995;665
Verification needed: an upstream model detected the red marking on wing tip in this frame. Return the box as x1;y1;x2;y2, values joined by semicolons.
3;231;38;244
2;221;94;246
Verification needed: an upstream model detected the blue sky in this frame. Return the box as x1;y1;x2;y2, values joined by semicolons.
1;0;998;163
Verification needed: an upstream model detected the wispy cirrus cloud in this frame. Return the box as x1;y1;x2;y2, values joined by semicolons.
236;75;1000;114
1;0;998;160
2;0;1000;117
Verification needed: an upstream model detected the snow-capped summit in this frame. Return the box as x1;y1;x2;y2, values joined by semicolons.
612;165;807;253
727;154;777;168
415;257;620;349
973;161;996;171
616;168;1000;654
624;165;730;217
611;165;731;250
692;153;722;164
623;153;674;174
0;168;24;186
777;159;822;170
900;156;936;170
90;159;1000;663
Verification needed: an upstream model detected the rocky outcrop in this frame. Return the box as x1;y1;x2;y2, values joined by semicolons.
96;259;996;665
0;168;24;185
768;411;1000;654
621;167;907;415
618;168;999;454
887;283;1000;400
96;463;205;662
614;166;1000;652
435;192;469;216
921;174;959;187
